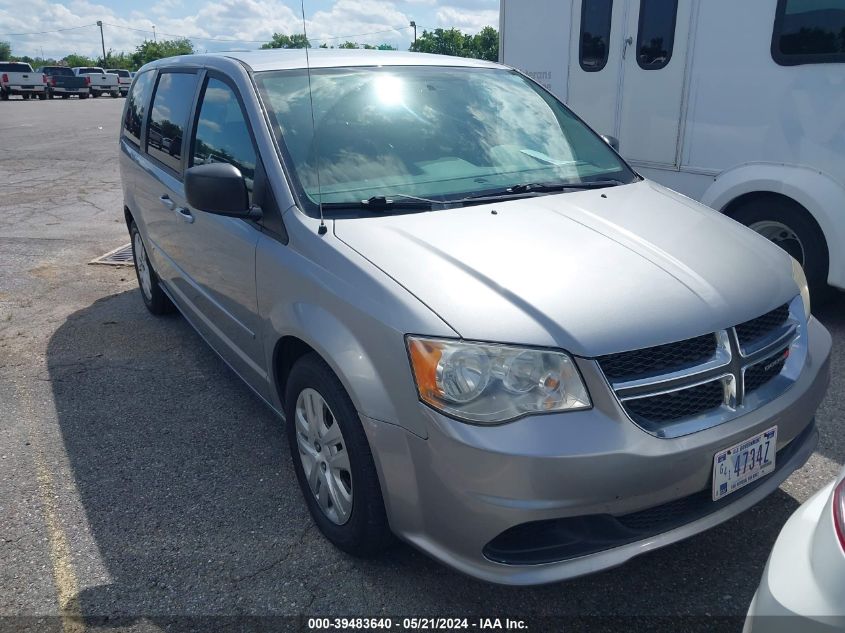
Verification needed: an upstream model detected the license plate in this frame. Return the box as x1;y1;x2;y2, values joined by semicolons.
712;426;777;501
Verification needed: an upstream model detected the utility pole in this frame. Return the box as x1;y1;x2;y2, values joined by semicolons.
97;20;107;67
410;20;417;43
152;25;156;42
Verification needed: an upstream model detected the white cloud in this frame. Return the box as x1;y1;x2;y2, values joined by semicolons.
0;0;499;59
435;6;498;33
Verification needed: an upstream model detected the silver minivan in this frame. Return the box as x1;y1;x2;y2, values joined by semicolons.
119;50;831;585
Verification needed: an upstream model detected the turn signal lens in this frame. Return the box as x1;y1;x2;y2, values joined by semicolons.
406;336;590;424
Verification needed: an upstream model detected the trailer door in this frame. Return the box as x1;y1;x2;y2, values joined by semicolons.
567;0;629;139
617;0;693;167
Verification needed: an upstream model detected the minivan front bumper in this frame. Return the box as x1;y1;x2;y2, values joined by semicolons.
362;317;831;585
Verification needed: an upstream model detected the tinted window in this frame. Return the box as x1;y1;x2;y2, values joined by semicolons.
42;67;74;76
108;69;131;77
147;72;198;174
122;70;156;147
580;0;614;71
0;62;33;72
773;0;845;65
191;78;256;195
78;68;104;74
636;0;678;69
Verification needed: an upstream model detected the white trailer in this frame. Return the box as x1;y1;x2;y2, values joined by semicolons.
500;0;845;296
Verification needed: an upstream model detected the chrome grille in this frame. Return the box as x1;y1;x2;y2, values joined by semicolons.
597;296;806;438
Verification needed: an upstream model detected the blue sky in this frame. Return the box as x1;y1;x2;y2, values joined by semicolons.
0;0;499;59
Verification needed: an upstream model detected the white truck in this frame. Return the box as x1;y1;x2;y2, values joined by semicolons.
72;67;120;98
500;0;845;298
0;61;46;100
106;69;132;96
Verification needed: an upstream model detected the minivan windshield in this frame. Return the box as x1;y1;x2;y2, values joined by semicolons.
255;66;636;214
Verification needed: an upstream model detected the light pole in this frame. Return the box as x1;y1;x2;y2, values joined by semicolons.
152;25;156;43
97;20;107;67
410;20;417;44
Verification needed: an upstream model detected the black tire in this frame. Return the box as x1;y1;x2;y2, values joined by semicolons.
38;92;46;100
285;353;392;557
22;93;29;100
79;93;88;100
61;94;69;100
91;91;98;98
129;221;175;315
0;89;7;101
730;195;830;302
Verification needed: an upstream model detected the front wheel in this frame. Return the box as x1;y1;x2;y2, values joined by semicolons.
285;354;392;557
130;222;175;315
731;195;830;302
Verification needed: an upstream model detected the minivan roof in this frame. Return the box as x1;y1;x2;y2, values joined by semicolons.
146;49;501;73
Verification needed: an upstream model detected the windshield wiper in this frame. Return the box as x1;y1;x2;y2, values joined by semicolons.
319;195;435;212
459;179;625;202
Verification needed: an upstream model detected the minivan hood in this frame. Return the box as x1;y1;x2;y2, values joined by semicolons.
334;180;797;356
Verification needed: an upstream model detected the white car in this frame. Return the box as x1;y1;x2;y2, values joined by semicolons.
744;465;845;631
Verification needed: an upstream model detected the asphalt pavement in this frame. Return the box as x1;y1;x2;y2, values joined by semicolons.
1;97;843;633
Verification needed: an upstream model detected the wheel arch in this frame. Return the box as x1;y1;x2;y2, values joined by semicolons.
701;163;845;289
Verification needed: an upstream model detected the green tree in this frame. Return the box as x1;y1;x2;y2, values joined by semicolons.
377;43;397;51
469;26;499;62
409;26;498;61
0;41;11;60
261;33;310;49
63;53;97;68
338;41;359;49
131;38;194;69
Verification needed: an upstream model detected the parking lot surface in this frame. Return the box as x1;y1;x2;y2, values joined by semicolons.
1;98;843;632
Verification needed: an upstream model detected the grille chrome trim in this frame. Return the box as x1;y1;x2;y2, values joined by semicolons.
598;296;806;438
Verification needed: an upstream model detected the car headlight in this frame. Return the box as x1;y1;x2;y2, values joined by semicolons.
406;336;591;424
792;257;811;320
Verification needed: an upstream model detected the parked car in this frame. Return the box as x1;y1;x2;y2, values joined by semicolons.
500;0;845;299
0;61;46;100
72;67;119;98
119;50;831;585
106;68;131;96
744;465;845;631
39;66;89;99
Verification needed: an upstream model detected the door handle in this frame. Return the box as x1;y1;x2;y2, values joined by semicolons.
622;36;633;60
159;194;175;210
174;207;194;224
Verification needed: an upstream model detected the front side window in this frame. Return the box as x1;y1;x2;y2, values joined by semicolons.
255;66;636;217
146;72;198;174
636;0;678;69
580;0;614;71
772;0;845;65
122;70;156;147
191;77;257;195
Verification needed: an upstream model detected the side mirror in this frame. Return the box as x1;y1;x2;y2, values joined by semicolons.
601;134;620;151
185;163;258;218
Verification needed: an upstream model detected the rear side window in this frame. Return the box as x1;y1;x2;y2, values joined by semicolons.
580;0;614;71
0;62;33;72
636;0;678;69
772;0;845;65
78;68;104;74
122;71;156;148
146;72;199;174
191;77;257;196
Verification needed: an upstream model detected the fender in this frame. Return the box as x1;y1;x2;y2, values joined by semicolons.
263;301;430;439
700;162;845;289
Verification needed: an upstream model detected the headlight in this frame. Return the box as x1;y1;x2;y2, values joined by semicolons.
406;336;591;424
791;257;811;319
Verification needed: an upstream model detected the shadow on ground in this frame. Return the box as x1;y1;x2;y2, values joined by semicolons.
45;289;845;630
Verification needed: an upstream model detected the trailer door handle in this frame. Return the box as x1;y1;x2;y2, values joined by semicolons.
622;36;633;60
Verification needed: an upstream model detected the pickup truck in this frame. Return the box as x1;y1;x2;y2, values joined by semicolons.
106;69;131;96
0;61;46;100
39;66;89;99
72;67;119;98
